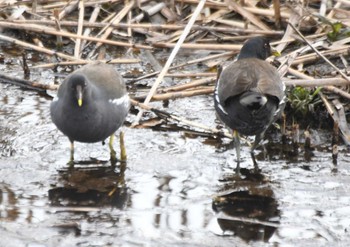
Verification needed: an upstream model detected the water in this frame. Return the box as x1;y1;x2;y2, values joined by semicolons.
0;53;350;247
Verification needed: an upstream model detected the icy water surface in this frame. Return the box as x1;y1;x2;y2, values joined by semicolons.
1;64;350;247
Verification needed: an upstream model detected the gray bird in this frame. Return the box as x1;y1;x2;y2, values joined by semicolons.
214;37;285;172
50;62;130;163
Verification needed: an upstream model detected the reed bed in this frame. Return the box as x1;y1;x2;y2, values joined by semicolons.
0;0;349;147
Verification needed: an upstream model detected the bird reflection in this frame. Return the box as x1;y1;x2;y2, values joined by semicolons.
49;160;128;209
212;168;280;242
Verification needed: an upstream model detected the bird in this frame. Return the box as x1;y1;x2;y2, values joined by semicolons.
50;62;130;163
214;37;285;172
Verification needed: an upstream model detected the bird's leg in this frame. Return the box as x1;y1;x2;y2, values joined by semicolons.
119;131;127;162
251;149;258;172
251;132;265;172
68;141;75;166
233;130;241;173
109;134;117;162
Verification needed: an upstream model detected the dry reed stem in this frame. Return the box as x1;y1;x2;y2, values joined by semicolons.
323;86;350;100
30;58;140;69
130;98;232;138
0;21;152;50
226;0;271;31
8;20;284;35
292;46;350;65
134;87;214;101
152;42;242;50
58;0;79;20
161;77;216;93
89;0;135;56
80;5;101;54
74;0;85;59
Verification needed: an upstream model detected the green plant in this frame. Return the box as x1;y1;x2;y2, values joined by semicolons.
288;86;322;117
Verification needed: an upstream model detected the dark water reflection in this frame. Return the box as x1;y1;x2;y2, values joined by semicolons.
213;169;279;242
0;184;20;222
49;162;128;209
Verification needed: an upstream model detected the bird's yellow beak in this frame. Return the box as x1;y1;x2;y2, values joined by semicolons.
271;48;281;57
76;85;83;107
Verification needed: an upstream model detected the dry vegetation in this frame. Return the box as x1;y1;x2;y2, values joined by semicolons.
0;0;349;147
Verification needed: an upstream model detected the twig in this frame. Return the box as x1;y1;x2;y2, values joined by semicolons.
74;0;84;59
8;20;284;35
53;9;63;47
132;0;207;126
30;58;140;69
58;0;79;20
245;6;289;19
89;0;135;57
130;98;232;138
133;86;214;101
152;42;242;50
162;72;216;78
0;21;152;50
161;77;216;92
273;0;281;29
291;46;350;65
0;34;85;61
0;73;57;91
323;86;350;100
226;0;271;31
80;4;100;53
284;77;350;87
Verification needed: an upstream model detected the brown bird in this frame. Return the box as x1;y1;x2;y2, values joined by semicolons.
214;37;285;172
50;62;130;163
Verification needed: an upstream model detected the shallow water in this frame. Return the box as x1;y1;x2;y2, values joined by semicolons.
1;54;350;247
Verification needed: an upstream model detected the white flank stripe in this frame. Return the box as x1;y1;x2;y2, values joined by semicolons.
52;95;59;102
109;94;130;108
214;82;228;115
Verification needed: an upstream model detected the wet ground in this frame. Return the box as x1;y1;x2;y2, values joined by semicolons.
1;50;350;247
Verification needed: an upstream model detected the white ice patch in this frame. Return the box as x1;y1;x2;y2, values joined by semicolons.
109;94;130;109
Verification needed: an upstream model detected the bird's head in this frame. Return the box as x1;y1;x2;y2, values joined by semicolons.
238;37;280;60
69;74;88;107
